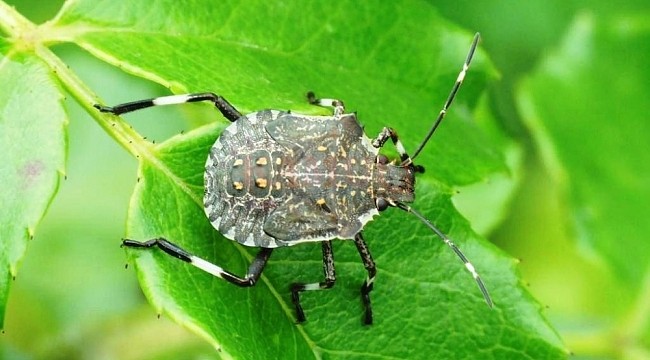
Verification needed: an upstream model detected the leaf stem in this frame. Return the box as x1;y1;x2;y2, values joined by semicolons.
35;43;207;206
35;44;151;158
0;1;33;37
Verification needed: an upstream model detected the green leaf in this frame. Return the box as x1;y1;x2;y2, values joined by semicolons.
0;0;564;357
0;49;67;327
126;125;565;359
517;13;650;285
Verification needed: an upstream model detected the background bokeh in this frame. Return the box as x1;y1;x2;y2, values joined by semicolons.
1;0;649;359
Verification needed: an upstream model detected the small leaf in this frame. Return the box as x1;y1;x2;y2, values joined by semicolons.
0;50;67;327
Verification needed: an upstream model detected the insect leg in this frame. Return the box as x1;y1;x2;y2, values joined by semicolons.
371;127;411;163
290;240;336;323
94;92;242;121
372;127;425;172
306;91;346;117
354;232;376;325
122;238;272;286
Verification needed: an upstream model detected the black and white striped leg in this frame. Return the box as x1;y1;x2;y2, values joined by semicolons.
354;232;376;325
371;127;424;172
122;238;273;287
290;240;336;323
371;127;410;163
306;91;346;118
94;92;242;121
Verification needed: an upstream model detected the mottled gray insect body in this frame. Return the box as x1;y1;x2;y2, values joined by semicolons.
204;109;411;248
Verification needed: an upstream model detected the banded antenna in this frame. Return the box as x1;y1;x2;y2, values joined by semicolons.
396;202;493;308
409;32;481;162
393;33;492;307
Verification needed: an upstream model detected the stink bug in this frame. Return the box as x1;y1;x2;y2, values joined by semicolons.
95;33;492;325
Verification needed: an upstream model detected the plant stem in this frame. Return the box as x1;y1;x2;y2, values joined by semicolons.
35;44;150;158
0;1;33;37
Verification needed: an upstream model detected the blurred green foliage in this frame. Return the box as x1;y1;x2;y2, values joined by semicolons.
0;0;649;359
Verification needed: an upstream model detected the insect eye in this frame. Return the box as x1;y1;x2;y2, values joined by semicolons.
376;155;389;164
375;198;389;211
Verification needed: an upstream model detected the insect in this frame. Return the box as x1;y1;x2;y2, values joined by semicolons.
95;32;492;325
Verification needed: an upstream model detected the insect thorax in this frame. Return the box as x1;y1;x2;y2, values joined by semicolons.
372;163;415;204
